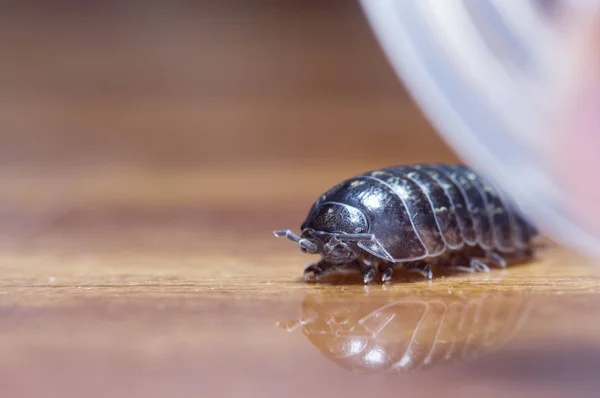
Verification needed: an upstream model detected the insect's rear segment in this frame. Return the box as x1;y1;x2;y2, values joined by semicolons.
275;163;539;284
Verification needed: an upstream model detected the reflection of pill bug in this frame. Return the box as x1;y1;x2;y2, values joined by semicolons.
275;164;538;284
288;292;531;374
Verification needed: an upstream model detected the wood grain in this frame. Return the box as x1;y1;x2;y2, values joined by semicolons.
3;167;600;398
2;1;600;398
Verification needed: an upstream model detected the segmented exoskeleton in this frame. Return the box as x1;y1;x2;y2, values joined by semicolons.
275;163;538;284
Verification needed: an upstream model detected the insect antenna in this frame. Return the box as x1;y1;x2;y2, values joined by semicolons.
274;230;317;253
274;229;301;242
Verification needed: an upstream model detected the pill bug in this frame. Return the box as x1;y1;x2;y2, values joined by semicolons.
274;163;538;284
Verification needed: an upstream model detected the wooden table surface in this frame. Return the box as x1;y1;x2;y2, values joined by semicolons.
2;2;600;397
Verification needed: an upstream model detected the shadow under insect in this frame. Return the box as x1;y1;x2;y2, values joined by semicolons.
296;260;537;286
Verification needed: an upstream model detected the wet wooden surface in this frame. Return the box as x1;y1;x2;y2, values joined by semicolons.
2;1;600;397
3;167;600;398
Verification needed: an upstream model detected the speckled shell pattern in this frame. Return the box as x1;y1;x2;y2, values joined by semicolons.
312;164;537;262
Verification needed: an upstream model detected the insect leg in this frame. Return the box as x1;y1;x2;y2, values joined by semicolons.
378;261;396;284
403;261;433;280
485;251;507;268
469;258;491;272
357;258;376;284
444;254;491;273
303;259;336;281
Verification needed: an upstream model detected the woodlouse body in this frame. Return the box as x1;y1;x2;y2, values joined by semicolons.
274;163;538;284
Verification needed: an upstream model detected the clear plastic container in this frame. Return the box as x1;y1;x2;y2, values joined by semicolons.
360;0;600;258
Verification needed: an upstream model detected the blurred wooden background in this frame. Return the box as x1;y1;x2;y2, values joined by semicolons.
0;0;454;172
0;0;460;257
